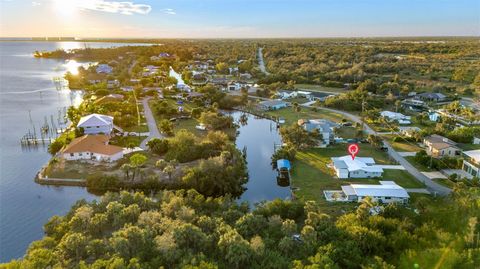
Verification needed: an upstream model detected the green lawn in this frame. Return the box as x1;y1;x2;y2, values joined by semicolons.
404;156;435;172
265;107;346;125
383;135;423;152
458;143;480;151
110;135;147;147
382;170;425;188
295;84;348;94
335;126;360;139
432;178;457;188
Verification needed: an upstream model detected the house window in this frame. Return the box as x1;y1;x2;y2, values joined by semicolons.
79;153;83;156
70;153;74;157
384;197;391;199
96;126;100;128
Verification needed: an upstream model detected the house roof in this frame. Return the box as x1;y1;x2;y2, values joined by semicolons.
277;159;291;170
342;181;409;198
78;114;113;128
62;135;123;155
259;100;289;107
425;134;456;146
430;142;459;150
332;156;383;173
463;150;480;163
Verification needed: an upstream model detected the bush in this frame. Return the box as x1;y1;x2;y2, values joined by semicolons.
48;140;64;155
86;174;120;191
147;138;169;155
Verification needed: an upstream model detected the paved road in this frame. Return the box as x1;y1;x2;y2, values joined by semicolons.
301;104;452;196
139;97;163;149
257;48;269;75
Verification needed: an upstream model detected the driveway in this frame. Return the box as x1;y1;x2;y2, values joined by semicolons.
374;165;405;170
398;152;417;157
422;171;447;180
139;97;163;149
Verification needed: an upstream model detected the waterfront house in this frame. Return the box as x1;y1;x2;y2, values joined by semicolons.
258;100;290;111
423;134;461;158
325;181;409;204
462;150;480;179
380;111;411;125
61;135;123;162
331;155;384;179
77;114;114;135
96;64;113;74
298;119;338;145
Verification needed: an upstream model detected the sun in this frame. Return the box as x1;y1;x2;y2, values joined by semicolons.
53;0;78;17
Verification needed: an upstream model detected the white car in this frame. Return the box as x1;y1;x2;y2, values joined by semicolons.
195;124;207;131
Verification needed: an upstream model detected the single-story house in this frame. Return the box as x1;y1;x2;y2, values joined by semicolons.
240;73;252;80
423;134;461;158
258;100;290;111
96;64;113;74
338;181;409;203
120;86;134;92
416;92;447;102
210;77;229;86
61;134;123;162
298;119;338;145
462;150;480;179
331;155;384;179
380;111;411;125
398;126;420;138
229;67;239;74
77;114;114;135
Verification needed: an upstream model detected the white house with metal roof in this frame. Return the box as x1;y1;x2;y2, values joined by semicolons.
462;149;480;179
331;155;384;179
77;114;114;135
339;181;409;203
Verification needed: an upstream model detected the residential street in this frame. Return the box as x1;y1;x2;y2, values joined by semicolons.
257;48;269;75
139;97;163;149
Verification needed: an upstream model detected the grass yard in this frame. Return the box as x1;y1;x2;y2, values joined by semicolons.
335;126;360;139
382;169;425;188
458;143;480;151
383;135;423;152
432;178;457;188
265;106;346;125
295;84;348;94
110;135;147;147
404;156;435;172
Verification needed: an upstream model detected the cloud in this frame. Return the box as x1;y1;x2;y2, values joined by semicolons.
162;8;176;15
32;1;41;6
77;0;152;15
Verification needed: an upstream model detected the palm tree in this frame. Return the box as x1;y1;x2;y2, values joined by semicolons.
163;165;175;181
121;164;131;181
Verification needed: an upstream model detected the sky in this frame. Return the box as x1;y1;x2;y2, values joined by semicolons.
0;0;479;38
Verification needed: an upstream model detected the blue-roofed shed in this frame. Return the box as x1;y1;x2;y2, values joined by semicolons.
277;159;291;171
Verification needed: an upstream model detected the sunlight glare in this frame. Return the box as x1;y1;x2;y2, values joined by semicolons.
64;60;80;75
53;0;77;17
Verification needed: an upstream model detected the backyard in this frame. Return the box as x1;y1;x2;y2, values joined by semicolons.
264;106;347;125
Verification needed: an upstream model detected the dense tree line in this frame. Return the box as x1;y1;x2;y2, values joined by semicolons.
2;185;479;268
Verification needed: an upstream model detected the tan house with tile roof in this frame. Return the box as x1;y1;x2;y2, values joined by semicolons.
423;134;461;158
61;135;123;162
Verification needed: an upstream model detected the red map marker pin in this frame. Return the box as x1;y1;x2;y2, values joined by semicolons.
348;143;359;160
